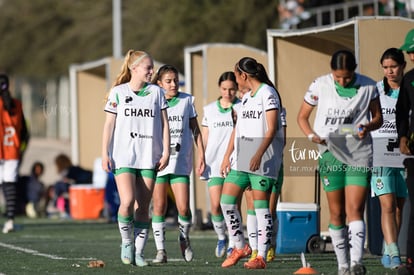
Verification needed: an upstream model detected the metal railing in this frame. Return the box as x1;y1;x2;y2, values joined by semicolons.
283;0;413;29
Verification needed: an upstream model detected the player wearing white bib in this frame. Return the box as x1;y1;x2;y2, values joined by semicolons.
150;65;205;264
371;48;407;269
201;71;241;258
243;105;287;264
220;57;284;270
102;50;170;267
298;50;383;275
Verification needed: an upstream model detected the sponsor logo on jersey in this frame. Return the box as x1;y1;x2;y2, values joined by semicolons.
213;120;233;128
124;108;155;117
379;119;396;134
125;96;133;103
324;108;358;125
130;132;153;139
168;115;183;122
382;107;395;115
241;110;263;119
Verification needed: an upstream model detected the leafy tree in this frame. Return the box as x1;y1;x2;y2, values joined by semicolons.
0;0;279;77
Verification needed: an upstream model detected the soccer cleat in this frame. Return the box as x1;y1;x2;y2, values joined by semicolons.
248;249;258;262
338;267;351;275
242;243;252;258
134;254;149;267
381;254;391;268
226;247;233;257
152;249;167;264
120;243;134;265
2;219;14;234
221;247;245;268
215;239;227;258
179;235;194;262
26;202;37;218
244;255;266;269
266;246;275;262
350;263;366;275
390;256;402;269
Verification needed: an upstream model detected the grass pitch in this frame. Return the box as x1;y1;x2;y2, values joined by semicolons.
0;217;399;274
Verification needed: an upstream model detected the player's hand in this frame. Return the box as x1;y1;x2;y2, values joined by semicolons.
102;156;112;173
196;157;206;176
249;153;262;172
156;153;170;171
220;158;231;178
400;136;412;155
356;124;368;139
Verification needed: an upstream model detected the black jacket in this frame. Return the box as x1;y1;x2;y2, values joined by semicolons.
396;68;414;140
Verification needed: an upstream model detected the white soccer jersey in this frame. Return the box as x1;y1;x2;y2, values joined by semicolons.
304;73;379;167
201;98;241;179
371;81;397;138
157;92;197;176
371;80;405;167
104;82;168;169
235;84;284;179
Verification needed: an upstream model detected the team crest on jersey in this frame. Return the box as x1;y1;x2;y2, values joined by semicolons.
110;101;117;108
376;178;384;190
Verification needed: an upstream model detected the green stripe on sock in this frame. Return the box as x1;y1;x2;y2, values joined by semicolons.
178;214;191;222
253;200;269;209
221;194;237;204
211;214;224;222
152;215;165;223
328;223;345;230
117;214;133;223
247;209;256;215
134;221;150;229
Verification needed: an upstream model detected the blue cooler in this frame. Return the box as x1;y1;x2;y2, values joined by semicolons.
276;202;320;254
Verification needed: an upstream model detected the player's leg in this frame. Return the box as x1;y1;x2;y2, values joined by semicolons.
267;164;283;262
345;166;370;274
151;175;169;264
220;170;249;268
133;169;156;267
208;177;227;257
243;174;273;270
244;188;257;261
170;175;193;262
114;169;136;265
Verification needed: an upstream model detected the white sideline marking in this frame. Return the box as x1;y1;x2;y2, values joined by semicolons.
0;241;187;262
0;242;95;260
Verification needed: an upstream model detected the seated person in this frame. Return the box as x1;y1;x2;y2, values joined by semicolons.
53;154;92;217
25;161;45;218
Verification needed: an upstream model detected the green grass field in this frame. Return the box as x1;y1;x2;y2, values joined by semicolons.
0;217;401;275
